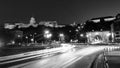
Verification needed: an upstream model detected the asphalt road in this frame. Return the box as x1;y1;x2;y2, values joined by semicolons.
5;45;109;68
95;48;120;68
0;45;119;68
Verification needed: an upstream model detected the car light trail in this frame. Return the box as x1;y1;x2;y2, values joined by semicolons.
4;45;120;68
0;44;74;65
10;46;108;68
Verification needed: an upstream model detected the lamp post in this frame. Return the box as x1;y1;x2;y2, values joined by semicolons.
111;23;114;43
44;30;52;43
59;33;65;42
25;36;28;44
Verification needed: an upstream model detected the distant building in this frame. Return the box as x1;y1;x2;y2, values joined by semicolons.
15;23;29;28
70;22;77;26
17;17;37;28
90;16;116;23
4;17;38;29
83;16;116;32
112;14;120;42
4;23;16;29
39;21;58;27
82;16;116;44
30;17;36;25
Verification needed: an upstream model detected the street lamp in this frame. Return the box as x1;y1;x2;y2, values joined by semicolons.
59;33;64;37
25;36;29;44
44;30;50;34
17;35;21;38
44;30;52;43
80;34;84;37
44;30;52;38
29;33;37;43
25;36;28;39
11;40;15;44
59;33;65;42
45;33;52;39
31;38;34;42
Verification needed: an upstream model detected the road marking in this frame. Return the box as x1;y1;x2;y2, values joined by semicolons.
62;56;83;68
62;46;107;68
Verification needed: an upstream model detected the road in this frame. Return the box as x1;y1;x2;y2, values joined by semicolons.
94;47;120;68
0;45;119;68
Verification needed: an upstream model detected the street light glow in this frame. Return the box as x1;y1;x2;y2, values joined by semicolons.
11;41;15;44
59;33;64;37
95;32;99;35
25;36;28;39
17;35;21;37
106;33;111;36
44;30;52;39
92;19;100;23
45;33;52;38
31;38;34;42
80;34;84;37
44;30;50;34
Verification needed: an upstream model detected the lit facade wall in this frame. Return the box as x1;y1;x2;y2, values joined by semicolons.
86;31;111;44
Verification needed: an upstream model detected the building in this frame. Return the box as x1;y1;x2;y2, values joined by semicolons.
83;16;116;44
113;14;120;42
39;21;58;27
4;23;16;29
86;31;111;44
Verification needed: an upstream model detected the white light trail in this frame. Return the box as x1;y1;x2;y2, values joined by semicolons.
8;45;120;68
13;46;107;68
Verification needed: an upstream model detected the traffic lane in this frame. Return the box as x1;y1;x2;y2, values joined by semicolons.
9;46;83;68
0;46;75;67
66;45;120;68
0;51;63;68
10;46;106;68
65;48;104;68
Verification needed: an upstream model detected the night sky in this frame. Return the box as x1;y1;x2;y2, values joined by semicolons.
0;0;120;24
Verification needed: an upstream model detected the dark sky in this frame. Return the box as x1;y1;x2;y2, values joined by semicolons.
0;0;120;24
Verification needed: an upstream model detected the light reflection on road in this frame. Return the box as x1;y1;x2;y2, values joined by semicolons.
10;46;119;68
